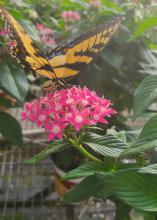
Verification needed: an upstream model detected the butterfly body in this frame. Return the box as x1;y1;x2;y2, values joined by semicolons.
0;6;121;91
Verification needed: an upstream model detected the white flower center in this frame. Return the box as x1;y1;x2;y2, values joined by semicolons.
39;115;46;121
66;98;74;104
52;125;60;134
94;114;100;120
82;99;89;105
65;113;72;118
55;104;62;111
100;107;106;113
75;115;83;123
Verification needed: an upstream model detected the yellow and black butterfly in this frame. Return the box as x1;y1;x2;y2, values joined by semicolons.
0;6;121;91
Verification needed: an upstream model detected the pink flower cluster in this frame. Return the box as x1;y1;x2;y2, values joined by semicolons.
36;23;56;47
8;40;17;50
21;86;116;141
0;29;8;36
61;11;80;21
0;29;17;51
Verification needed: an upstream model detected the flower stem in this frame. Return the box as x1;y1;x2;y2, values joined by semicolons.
71;140;103;164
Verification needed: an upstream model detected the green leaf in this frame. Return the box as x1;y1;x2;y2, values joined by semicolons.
123;115;157;155
60;0;88;10
93;176;112;198
138;115;157;142
9;0;30;8
0;112;22;147
133;17;157;38
83;132;128;148
70;0;89;8
123;140;157;155
133;76;157;119
25;141;70;164
63;161;106;180
139;62;157;75
63;169;157;210
83;132;127;157
84;142;124;157
107;128;126;142
139;164;157;175
62;175;111;204
138;48;157;75
0;63;28;102
101;0;124;13
139;47;157;70
99;171;157;211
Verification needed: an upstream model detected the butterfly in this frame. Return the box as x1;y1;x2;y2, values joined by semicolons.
0;6;121;91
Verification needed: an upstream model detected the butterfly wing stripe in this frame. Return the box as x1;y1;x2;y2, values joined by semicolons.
53;61;90;71
0;6;55;79
63;17;121;76
48;16;121;79
52;67;78;78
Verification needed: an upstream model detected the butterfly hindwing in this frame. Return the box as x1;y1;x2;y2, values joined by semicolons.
47;16;121;79
0;6;55;79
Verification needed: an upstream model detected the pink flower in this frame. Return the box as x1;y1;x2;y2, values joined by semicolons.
68;108;91;131
0;29;8;36
36;23;52;34
61;11;81;21
47;37;56;45
36;23;46;31
48;123;63;141
36;23;56;47
21;86;116;141
7;40;17;50
40;35;56;46
21;112;27;120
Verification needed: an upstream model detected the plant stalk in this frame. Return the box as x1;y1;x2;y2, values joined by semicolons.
71;140;103;164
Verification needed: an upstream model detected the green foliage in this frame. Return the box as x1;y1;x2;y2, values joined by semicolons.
133;76;157;119
133;16;157;39
100;171;157;212
139;164;157;175
81;132;127;159
63;161;106;180
27;124;157;213
0;112;22;146
0;63;28;102
83;141;124;157
62;174;112;204
63;171;157;212
123;115;157;155
25;140;70;164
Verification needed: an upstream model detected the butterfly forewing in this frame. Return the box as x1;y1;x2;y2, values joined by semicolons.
0;6;121;89
47;16;121;79
0;6;55;79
